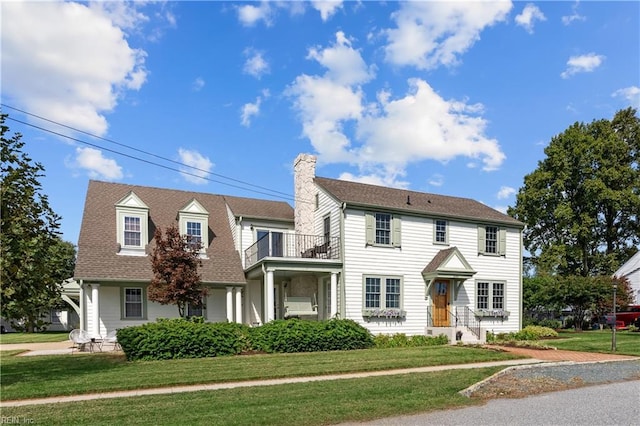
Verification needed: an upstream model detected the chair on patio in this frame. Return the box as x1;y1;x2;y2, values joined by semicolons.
103;330;121;351
69;329;92;354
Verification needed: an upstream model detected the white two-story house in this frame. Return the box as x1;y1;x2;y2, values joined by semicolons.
69;153;523;343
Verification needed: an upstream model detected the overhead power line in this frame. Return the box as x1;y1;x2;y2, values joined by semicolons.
2;104;300;202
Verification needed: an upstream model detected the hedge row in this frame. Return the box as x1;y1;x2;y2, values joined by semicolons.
117;318;375;361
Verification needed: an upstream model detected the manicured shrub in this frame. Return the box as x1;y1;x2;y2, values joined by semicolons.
492;325;558;342
117;318;250;361
373;333;448;348
249;318;374;353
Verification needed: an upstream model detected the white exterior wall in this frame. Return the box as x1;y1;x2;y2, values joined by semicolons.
341;209;521;336
86;285;244;335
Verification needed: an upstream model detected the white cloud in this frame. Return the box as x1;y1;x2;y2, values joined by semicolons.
243;49;270;79
515;3;546;34
288;32;506;187
311;1;343;21
612;86;640;107
237;2;273;27
384;1;512;70
428;174;444;187
562;1;586;25
497;186;516;199
561;53;605;79
177;149;213;185
241;90;270;127
192;77;205;92
72;147;123;180
1;1;148;136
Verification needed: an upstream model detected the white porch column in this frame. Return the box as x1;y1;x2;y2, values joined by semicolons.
330;273;338;318
265;270;275;323
91;284;100;337
317;277;325;320
234;287;242;323
226;286;234;322
78;281;85;331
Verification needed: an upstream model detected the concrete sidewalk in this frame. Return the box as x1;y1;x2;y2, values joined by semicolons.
0;358;544;408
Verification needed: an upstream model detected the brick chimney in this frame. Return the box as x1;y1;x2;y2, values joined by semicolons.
294;153;316;235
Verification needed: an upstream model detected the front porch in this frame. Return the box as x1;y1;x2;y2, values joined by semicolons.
244;233;343;325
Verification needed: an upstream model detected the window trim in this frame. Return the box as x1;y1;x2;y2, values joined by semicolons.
478;225;506;256
475;279;507;313
115;191;149;257
365;212;401;247
433;219;449;245
120;287;147;320
362;275;404;310
178;199;209;258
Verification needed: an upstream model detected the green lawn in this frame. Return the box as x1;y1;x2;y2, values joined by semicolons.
0;346;520;401
0;366;503;425
546;329;640;356
0;331;69;344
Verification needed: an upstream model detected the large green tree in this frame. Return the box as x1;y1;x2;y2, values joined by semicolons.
509;108;640;276
1;113;76;332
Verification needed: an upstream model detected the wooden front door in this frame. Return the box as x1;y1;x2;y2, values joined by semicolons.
432;280;450;327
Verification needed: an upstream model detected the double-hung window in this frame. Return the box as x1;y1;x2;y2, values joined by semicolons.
124;216;141;246
366;212;401;247
434;219;448;244
478;225;506;256
375;213;391;245
476;281;505;310
123;288;144;319
186;221;202;249
364;276;403;309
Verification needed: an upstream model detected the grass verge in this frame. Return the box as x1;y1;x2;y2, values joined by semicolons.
545;329;640;356
1;346;519;401
0;367;503;425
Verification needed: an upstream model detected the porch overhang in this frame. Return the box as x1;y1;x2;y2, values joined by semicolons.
244;257;343;280
422;247;477;300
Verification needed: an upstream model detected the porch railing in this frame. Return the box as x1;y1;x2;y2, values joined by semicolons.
426;306;482;340
453;306;482;339
244;232;341;268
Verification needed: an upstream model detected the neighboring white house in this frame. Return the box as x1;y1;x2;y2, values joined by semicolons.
615;251;640;304
69;154;523;344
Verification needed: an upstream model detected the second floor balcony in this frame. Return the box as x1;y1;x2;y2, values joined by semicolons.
244;232;341;268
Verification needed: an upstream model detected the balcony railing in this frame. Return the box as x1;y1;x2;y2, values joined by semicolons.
244;232;341;268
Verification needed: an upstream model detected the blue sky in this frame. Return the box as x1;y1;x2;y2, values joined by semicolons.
2;1;639;245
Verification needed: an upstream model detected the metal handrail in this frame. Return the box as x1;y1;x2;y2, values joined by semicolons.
452;306;482;339
244;232;341;267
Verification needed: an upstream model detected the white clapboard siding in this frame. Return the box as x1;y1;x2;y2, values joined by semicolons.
341;209;521;335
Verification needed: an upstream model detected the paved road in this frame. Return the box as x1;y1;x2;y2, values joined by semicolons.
342;380;640;426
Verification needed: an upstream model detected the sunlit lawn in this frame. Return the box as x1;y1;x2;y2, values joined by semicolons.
0;331;69;344
0;345;520;401
0;366;503;426
545;329;640;356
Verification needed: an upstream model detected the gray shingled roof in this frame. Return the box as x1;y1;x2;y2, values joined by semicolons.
422;247;458;274
75;181;291;284
314;177;523;226
224;195;293;222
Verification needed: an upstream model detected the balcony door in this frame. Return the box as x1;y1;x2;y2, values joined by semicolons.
257;230;283;260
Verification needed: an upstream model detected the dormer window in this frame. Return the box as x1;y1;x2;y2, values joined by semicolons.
115;192;149;256
186;221;202;249
179;199;209;258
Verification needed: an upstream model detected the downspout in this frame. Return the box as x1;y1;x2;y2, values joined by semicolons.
238;216;243;267
340;202;347;317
